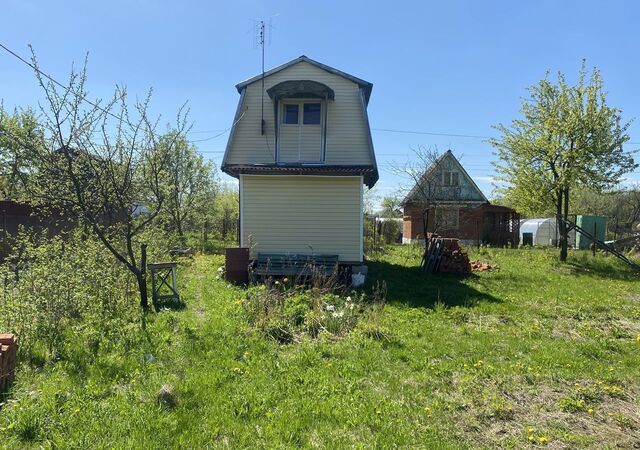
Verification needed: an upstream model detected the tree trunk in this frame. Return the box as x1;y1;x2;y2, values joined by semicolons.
222;209;228;239
422;208;430;241
556;190;566;261
558;188;570;262
420;207;430;271
137;244;149;310
177;220;186;247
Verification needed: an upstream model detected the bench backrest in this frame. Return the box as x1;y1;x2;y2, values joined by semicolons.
255;253;339;271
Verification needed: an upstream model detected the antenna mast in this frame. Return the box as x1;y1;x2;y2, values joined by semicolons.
259;20;266;135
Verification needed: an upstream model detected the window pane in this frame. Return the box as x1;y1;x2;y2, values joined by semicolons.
303;103;321;124
451;172;459;186
283;104;298;124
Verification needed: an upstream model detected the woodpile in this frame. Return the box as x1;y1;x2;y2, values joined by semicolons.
0;333;17;392
422;236;471;274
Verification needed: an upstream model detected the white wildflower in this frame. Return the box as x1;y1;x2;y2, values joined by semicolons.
332;311;344;318
346;296;352;302
326;304;335;312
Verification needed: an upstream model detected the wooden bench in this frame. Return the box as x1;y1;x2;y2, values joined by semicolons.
251;253;339;279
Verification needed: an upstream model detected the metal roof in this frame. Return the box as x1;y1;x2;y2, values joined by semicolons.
235;55;373;105
401;150;489;206
222;164;378;188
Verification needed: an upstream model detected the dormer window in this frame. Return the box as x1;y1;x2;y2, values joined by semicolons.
281;102;322;125
278;100;324;163
303;103;321;124
267;80;333;165
443;171;459;186
283;104;299;124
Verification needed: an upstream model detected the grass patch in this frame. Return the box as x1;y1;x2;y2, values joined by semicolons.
1;246;639;448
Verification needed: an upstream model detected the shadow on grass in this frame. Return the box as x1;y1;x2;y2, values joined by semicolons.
367;260;500;309
154;297;186;311
565;254;639;282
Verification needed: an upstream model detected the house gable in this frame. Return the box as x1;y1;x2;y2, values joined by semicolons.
222;56;378;187
402;150;487;205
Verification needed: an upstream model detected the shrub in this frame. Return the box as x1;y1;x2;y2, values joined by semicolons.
0;230;150;363
242;276;383;343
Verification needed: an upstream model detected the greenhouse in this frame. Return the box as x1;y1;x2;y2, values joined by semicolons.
519;218;576;247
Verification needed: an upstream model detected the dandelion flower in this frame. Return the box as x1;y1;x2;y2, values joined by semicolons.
587;408;594;414
538;436;549;444
527;435;534;441
527;427;534;433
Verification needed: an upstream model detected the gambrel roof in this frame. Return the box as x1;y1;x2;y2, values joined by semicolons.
235;55;374;105
401;150;488;205
222;55;379;187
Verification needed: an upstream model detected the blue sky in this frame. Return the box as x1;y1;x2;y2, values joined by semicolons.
2;0;640;203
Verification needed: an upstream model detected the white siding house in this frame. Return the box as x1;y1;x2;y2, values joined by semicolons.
222;56;378;263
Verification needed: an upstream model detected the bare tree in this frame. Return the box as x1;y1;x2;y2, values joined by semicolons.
390;145;449;243
27;52;187;310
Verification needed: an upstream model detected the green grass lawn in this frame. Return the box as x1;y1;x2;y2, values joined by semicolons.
1;246;639;448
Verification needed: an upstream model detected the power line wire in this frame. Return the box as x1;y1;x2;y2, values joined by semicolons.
0;42;239;146
3;42;640;150
372;127;491;139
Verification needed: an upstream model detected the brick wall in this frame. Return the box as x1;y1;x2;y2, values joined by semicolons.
403;203;519;246
0;334;17;392
403;204;483;242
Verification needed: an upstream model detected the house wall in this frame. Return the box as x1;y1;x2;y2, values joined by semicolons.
403;204;484;242
226;61;373;166
241;175;363;263
403;204;518;246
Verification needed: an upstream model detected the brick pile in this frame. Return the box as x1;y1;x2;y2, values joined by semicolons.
470;260;496;272
0;333;17;392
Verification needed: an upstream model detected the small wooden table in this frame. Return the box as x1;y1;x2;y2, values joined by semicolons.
148;262;180;307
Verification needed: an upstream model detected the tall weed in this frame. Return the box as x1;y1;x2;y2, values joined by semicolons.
0;231;142;363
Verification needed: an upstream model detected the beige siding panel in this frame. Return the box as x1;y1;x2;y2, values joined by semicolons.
241;175;362;262
227;61;372;166
279;124;300;162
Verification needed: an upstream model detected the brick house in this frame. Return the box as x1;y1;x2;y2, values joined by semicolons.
401;150;519;246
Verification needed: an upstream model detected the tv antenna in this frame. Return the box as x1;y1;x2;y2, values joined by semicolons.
254;18;274;135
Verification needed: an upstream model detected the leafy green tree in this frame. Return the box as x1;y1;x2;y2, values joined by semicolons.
157;132;218;245
491;63;636;261
379;195;402;218
0;108;42;200
210;184;238;242
571;185;640;239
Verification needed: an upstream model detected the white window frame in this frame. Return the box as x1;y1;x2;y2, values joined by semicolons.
277;99;325;163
